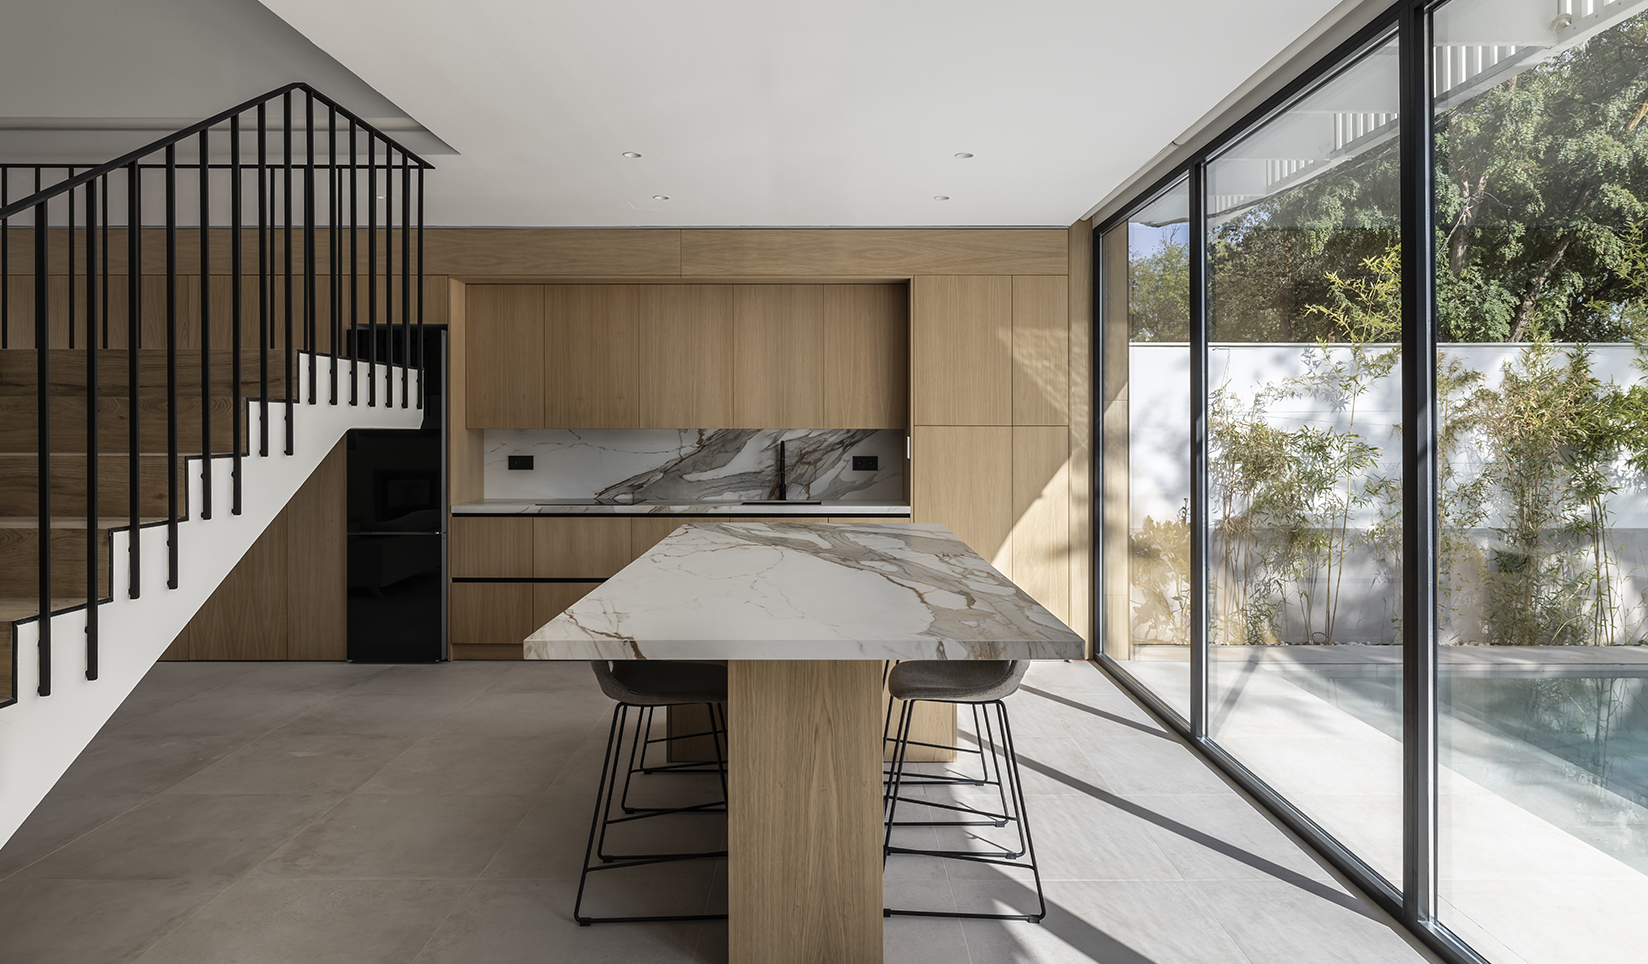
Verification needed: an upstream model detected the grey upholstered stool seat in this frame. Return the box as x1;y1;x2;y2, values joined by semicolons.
590;659;728;705
886;659;1028;704
882;658;1045;922
576;660;729;926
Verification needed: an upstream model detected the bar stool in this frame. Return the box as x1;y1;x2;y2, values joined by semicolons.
882;659;1046;923
574;660;729;926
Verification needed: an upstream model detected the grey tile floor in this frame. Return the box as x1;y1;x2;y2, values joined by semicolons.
0;659;1441;964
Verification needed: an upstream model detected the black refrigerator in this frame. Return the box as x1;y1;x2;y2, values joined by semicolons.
346;326;447;661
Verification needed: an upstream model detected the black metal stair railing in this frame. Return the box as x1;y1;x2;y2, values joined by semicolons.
0;83;431;705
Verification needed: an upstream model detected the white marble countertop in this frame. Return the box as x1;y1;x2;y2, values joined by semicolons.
452;499;909;516
525;521;1085;661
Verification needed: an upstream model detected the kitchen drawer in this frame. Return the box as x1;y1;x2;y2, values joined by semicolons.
449;582;535;658
533;581;602;626
450;517;533;578
534;518;634;578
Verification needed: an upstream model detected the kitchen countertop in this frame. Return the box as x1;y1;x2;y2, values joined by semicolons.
526;520;1084;660
451;499;910;516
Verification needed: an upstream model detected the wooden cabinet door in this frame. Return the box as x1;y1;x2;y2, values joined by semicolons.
910;426;1013;576
533;518;634;577
466;285;544;428
1012;276;1069;426
450;517;533;578
544;285;639;428
638;285;734;428
823;284;907;430
450;582;535;658
733;285;824;428
910;276;1011;426
533;581;602;627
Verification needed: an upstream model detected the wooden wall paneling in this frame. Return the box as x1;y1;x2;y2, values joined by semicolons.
822;285;907;430
727;659;883;964
638;285;733;428
1012;276;1069;426
446;280;484;504
532;581;601;627
882;689;957;764
449;582;534;657
464;285;543;428
187;509;288;659
158;624;189;660
544;284;639;428
682;229;1068;277
732;285;824;429
1099;225;1130;660
449;517;533;577
910;426;1013;576
631;517;685;558
910;276;1011;426
533;517;634;577
1012;426;1071;626
1068;220;1095;650
425;229;682;277
286;439;348;660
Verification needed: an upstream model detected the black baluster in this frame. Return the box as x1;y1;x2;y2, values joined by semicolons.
199;129;212;521
85;178;99;681
231;114;243;514
283;90;294;455
127;162;141;598
165;144;178;590
35;199;51;696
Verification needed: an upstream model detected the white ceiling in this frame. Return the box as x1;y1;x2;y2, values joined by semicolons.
256;0;1352;228
1;0;1358;227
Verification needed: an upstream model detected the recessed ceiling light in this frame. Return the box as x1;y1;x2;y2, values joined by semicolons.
933;195;950;201
652;195;670;200
622;152;642;158
954;152;974;159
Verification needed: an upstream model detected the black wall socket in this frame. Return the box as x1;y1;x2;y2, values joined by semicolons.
852;455;878;472
507;456;534;470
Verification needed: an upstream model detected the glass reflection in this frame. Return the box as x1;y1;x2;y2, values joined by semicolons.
1101;180;1193;721
1205;33;1405;885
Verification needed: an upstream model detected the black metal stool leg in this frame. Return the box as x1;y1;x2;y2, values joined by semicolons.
575;703;626;925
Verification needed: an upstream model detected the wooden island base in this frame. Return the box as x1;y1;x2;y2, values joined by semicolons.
727;659;884;964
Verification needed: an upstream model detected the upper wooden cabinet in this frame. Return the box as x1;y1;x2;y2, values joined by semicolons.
639;285;735;428
734;285;825;429
544;285;639;428
467;282;907;429
466;285;544;428
824;285;907;430
910;276;1012;426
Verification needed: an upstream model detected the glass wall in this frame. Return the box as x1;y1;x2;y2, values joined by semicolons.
1100;178;1193;722
1204;34;1405;885
1431;1;1648;961
1096;1;1648;962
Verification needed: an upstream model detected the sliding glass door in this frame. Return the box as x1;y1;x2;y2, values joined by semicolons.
1097;2;1648;962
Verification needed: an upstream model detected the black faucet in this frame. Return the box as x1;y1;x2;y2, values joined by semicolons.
777;440;787;502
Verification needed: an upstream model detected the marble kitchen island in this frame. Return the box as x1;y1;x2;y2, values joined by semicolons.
526;521;1085;964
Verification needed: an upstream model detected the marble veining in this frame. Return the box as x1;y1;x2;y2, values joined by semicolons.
483;429;904;503
525;521;1086;661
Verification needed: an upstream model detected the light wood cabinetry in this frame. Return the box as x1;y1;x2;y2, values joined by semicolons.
824;285;907;430
465;285;543;428
1012;276;1070;426
533;517;633;578
910;426;1013;575
162;439;345;661
543;285;639;428
910;276;1012;426
533;582;601;628
450;517;533;578
450;582;536;658
639;285;735;428
1012;426;1071;625
733;285;824;429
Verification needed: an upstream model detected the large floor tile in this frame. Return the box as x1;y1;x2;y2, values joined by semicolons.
0;877;231;964
16;793;340;880
483;791;724;882
0;792;148;879
49;733;250;796
1190;878;1432;964
271;693;472;739
1077;733;1233;795
1124;792;1337;882
956;878;1254;964
164;733;413;795
429;692;609;739
135;877;471;964
251;793;533;879
412;879;710;964
939;792;1181;882
346;662;512;698
121;691;332;740
356;733;581;794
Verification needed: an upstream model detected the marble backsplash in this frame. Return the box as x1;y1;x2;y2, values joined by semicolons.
482;429;905;503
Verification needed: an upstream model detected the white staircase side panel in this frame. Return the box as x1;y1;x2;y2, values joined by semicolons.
0;355;422;848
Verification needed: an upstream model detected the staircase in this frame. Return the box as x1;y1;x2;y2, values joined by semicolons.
0;85;432;848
